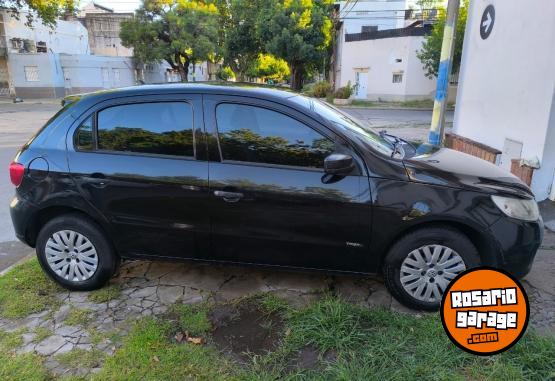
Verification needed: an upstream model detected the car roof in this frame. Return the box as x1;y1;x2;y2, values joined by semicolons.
65;82;299;105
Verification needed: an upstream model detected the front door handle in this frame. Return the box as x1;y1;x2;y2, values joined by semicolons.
214;190;244;203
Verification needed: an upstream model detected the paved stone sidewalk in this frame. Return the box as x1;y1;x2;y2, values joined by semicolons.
0;233;553;378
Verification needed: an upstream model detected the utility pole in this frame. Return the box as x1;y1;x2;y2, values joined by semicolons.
421;0;460;152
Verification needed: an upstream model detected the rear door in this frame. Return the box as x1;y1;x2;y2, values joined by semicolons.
204;95;372;272
67;94;209;259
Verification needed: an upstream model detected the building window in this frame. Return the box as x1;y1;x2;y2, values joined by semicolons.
361;25;378;33
11;39;24;50
24;66;39;82
392;73;403;84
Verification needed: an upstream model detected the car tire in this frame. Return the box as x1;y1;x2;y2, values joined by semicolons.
36;213;118;291
383;226;480;311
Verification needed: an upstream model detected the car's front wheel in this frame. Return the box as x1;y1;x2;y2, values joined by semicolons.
36;214;118;291
383;226;480;311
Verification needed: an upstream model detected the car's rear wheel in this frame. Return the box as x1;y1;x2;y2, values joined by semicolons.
36;214;118;291
383;226;480;311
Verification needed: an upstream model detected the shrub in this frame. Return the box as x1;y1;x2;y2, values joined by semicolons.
312;81;332;98
334;82;354;99
216;67;235;81
301;82;316;96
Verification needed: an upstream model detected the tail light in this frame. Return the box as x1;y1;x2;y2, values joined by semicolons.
9;162;25;187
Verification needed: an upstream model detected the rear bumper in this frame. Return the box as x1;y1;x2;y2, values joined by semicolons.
9;195;38;247
488;216;544;278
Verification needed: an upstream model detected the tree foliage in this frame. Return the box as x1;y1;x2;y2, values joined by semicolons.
121;0;334;88
0;0;76;26
120;0;219;82
215;0;265;81
417;0;468;78
257;0;334;90
247;54;290;82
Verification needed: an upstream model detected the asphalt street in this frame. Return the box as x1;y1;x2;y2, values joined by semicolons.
0;101;60;270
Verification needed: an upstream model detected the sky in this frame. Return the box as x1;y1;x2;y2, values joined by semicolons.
81;0;142;13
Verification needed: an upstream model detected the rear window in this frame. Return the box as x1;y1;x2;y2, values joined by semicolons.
96;102;194;157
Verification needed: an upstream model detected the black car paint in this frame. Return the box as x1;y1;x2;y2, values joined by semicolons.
10;84;543;278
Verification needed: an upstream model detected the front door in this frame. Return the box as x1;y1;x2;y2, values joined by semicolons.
355;71;368;99
204;96;372;272
67;94;209;259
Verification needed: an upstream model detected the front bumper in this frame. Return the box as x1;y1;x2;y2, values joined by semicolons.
488;215;544;278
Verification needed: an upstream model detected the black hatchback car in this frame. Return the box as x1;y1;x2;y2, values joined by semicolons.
9;84;543;310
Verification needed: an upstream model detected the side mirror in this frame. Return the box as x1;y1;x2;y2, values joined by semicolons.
324;153;354;175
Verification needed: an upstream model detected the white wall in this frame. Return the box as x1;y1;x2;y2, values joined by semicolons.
1;11;89;54
453;0;555;200
339;35;436;101
60;54;135;91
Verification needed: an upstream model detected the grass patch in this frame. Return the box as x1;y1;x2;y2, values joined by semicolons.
33;327;52;343
0;329;25;351
93;318;235;381
0;352;49;381
22;295;552;380
171;303;212;337
0;258;61;318
87;328;105;345
250;297;555;380
0;329;48;381
56;348;106;369
258;293;291;315
65;308;92;326
88;285;121;304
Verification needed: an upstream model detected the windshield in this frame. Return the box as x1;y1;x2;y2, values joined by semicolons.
291;95;394;157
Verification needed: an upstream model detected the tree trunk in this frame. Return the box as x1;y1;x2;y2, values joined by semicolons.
290;65;304;91
175;53;189;82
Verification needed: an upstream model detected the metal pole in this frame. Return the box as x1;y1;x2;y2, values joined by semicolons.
426;0;460;148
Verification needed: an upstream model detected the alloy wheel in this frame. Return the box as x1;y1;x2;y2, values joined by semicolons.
45;230;99;282
400;245;466;303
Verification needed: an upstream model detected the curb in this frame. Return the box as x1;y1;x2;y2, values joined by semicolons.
0;253;34;276
339;106;456;112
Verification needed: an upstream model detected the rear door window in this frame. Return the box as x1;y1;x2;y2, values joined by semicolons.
96;102;194;157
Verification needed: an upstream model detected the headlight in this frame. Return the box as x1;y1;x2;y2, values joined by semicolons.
491;195;539;222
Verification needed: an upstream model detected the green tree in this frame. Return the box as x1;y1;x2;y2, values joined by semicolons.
416;0;468;78
215;0;265;81
247;54;290;82
0;0;76;26
257;0;334;90
120;0;219;82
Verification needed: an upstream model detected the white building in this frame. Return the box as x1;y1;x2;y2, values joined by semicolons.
335;22;437;101
0;8;192;99
1;10;88;55
334;1;440;101
452;0;555;201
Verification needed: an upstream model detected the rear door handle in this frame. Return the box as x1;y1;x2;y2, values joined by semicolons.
86;173;109;188
214;190;244;203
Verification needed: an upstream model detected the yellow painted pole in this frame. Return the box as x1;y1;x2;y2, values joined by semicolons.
422;0;460;151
